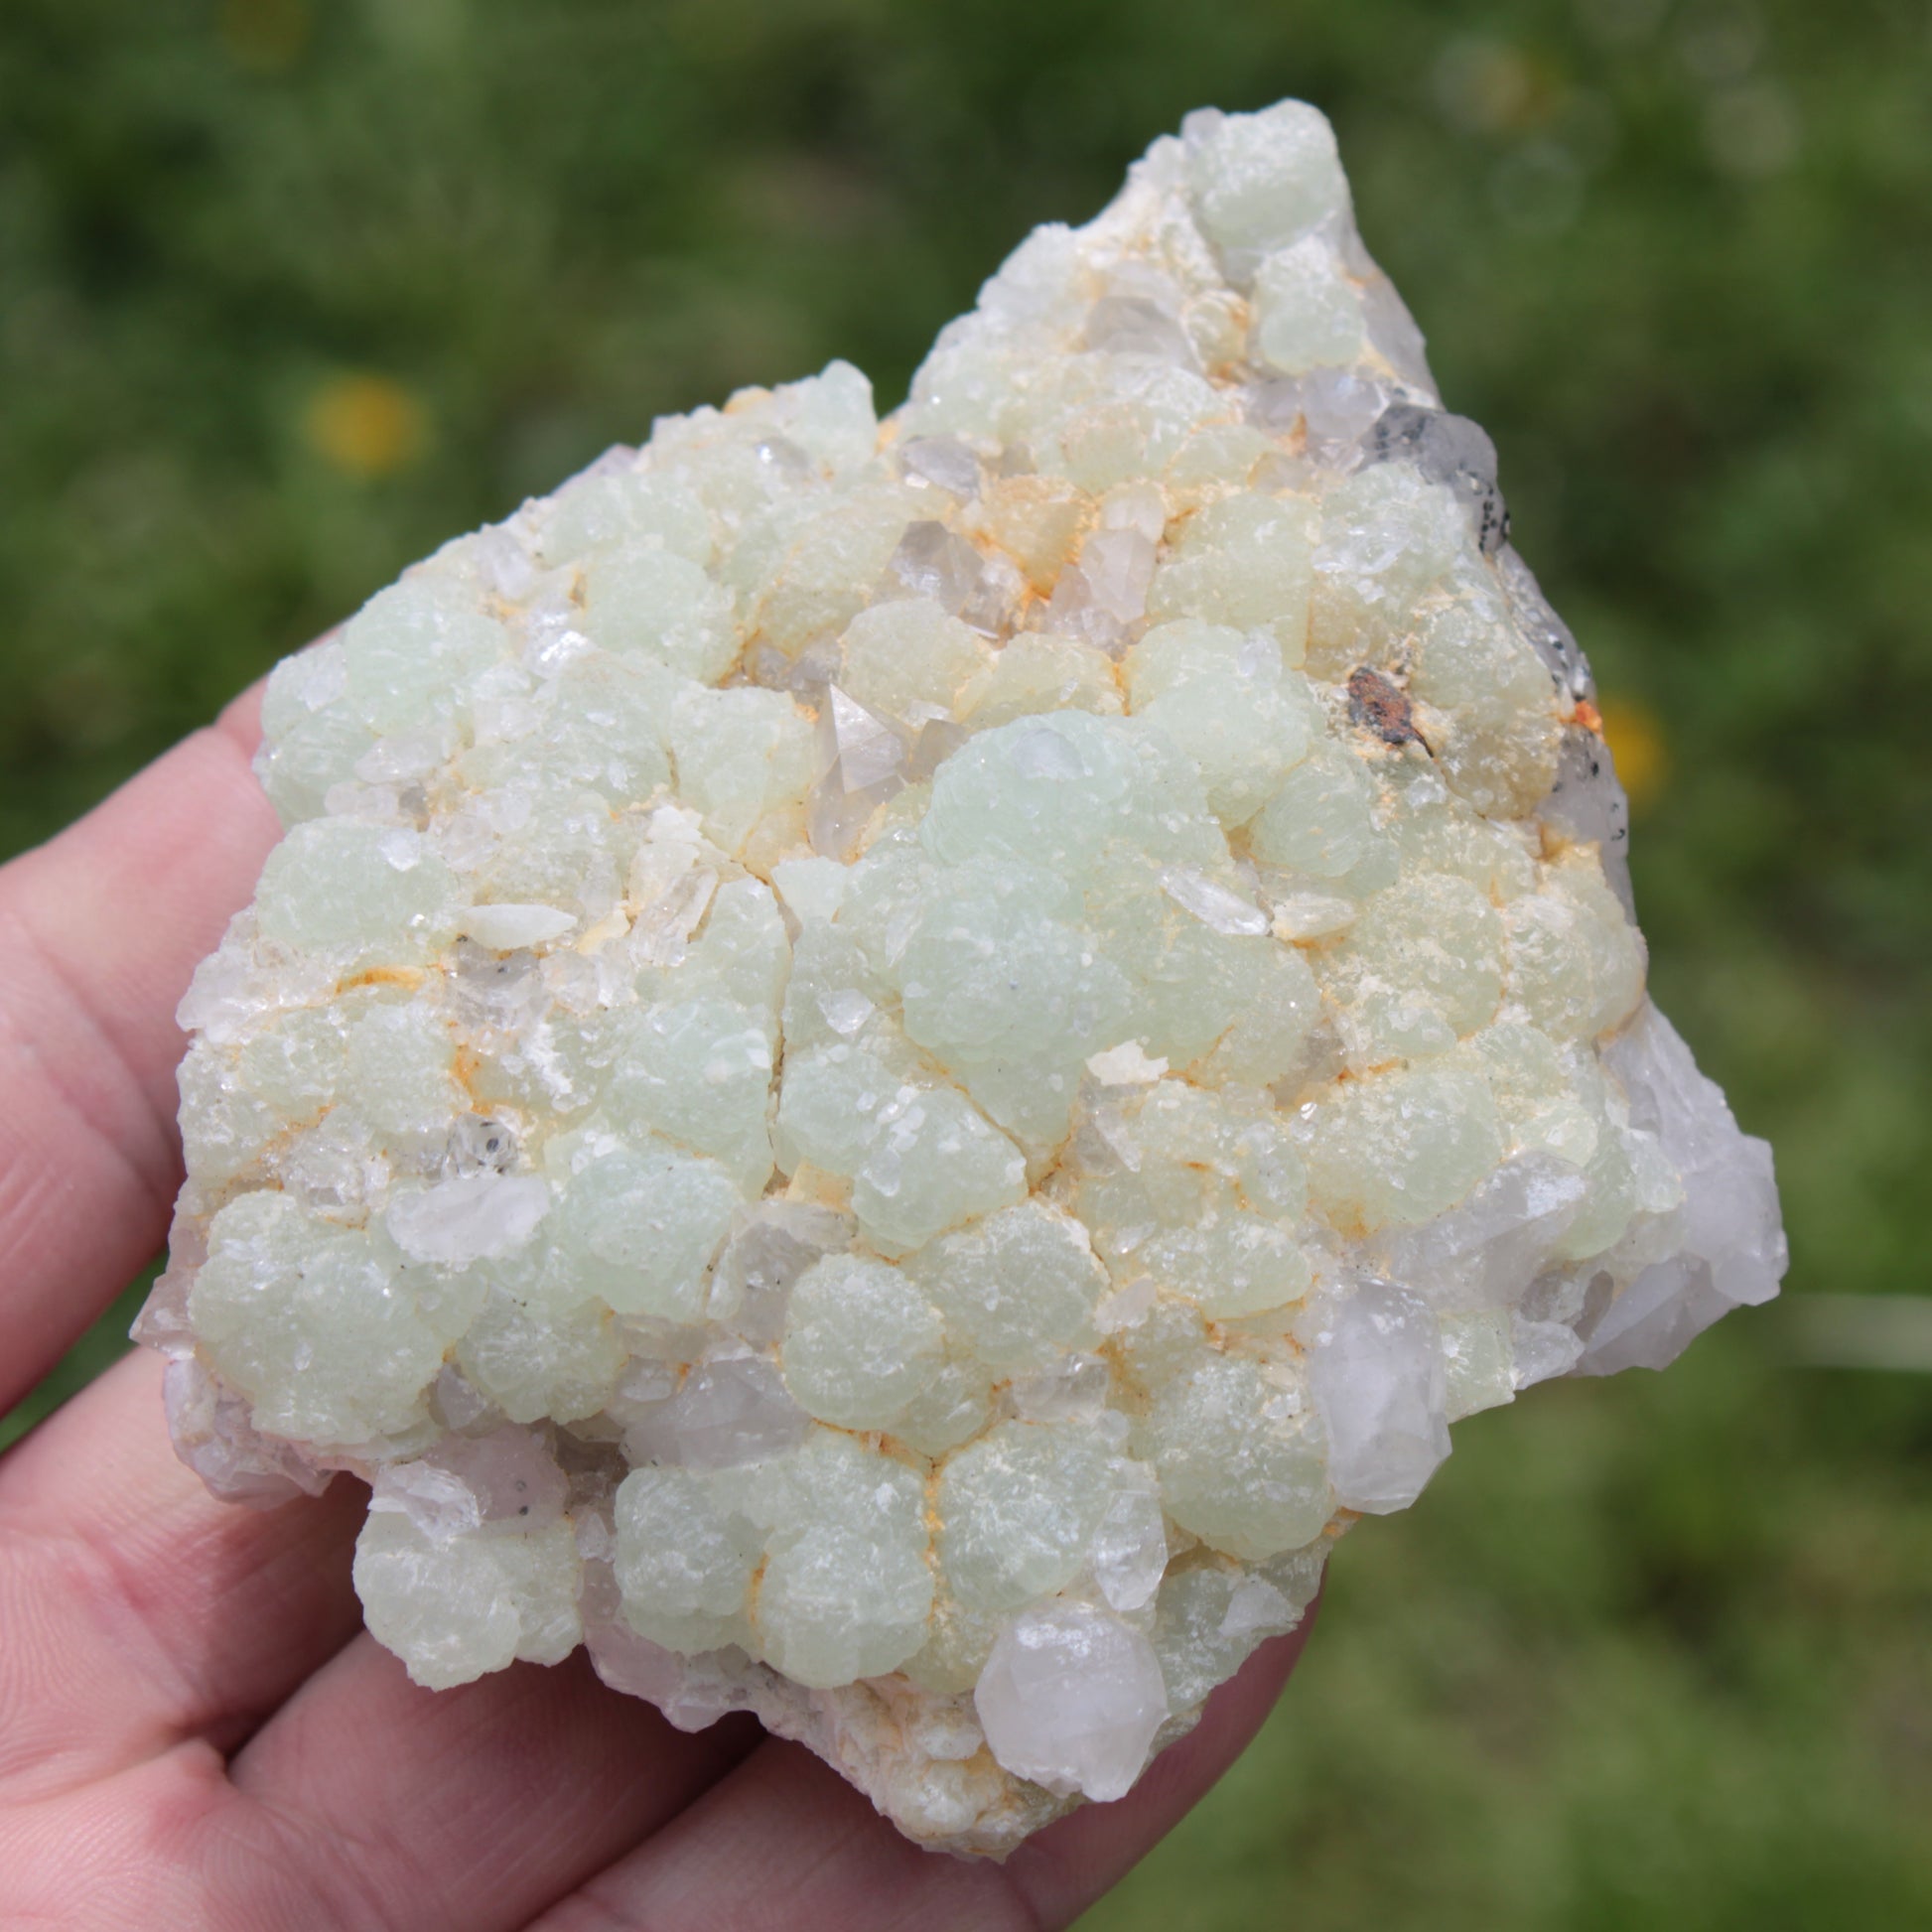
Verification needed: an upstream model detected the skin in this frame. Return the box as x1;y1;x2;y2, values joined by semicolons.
0;683;1313;1931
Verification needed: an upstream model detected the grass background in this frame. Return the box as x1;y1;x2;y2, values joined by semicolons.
3;0;1929;1923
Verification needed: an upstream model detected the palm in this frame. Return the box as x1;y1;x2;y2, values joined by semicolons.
0;685;1311;1930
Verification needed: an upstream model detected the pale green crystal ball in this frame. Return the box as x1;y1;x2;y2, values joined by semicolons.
141;98;1786;1857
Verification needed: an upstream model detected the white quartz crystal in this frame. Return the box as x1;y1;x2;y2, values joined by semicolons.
142;97;1786;1859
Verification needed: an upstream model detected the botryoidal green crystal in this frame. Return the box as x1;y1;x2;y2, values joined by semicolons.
139;99;1786;1856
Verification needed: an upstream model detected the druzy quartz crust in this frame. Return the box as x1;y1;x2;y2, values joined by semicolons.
139;100;1787;1856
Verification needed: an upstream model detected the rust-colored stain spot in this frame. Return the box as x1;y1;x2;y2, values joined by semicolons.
338;966;422;992
1346;666;1423;747
1574;698;1604;734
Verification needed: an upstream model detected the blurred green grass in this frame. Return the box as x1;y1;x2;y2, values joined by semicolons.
1;0;1927;1922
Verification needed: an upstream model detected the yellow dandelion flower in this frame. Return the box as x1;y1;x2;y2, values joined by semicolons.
1594;695;1668;812
220;0;311;73
303;374;429;481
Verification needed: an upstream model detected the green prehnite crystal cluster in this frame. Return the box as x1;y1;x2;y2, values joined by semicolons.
139;99;1786;1856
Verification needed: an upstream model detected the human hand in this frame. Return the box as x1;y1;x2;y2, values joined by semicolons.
0;683;1312;1930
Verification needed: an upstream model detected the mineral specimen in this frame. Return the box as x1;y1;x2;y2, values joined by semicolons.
139;98;1787;1857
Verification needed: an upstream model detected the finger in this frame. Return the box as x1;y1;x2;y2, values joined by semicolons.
0;682;276;1406
528;1615;1314;1932
538;1736;1031;1932
0;1347;366;1798
226;1640;761;1932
